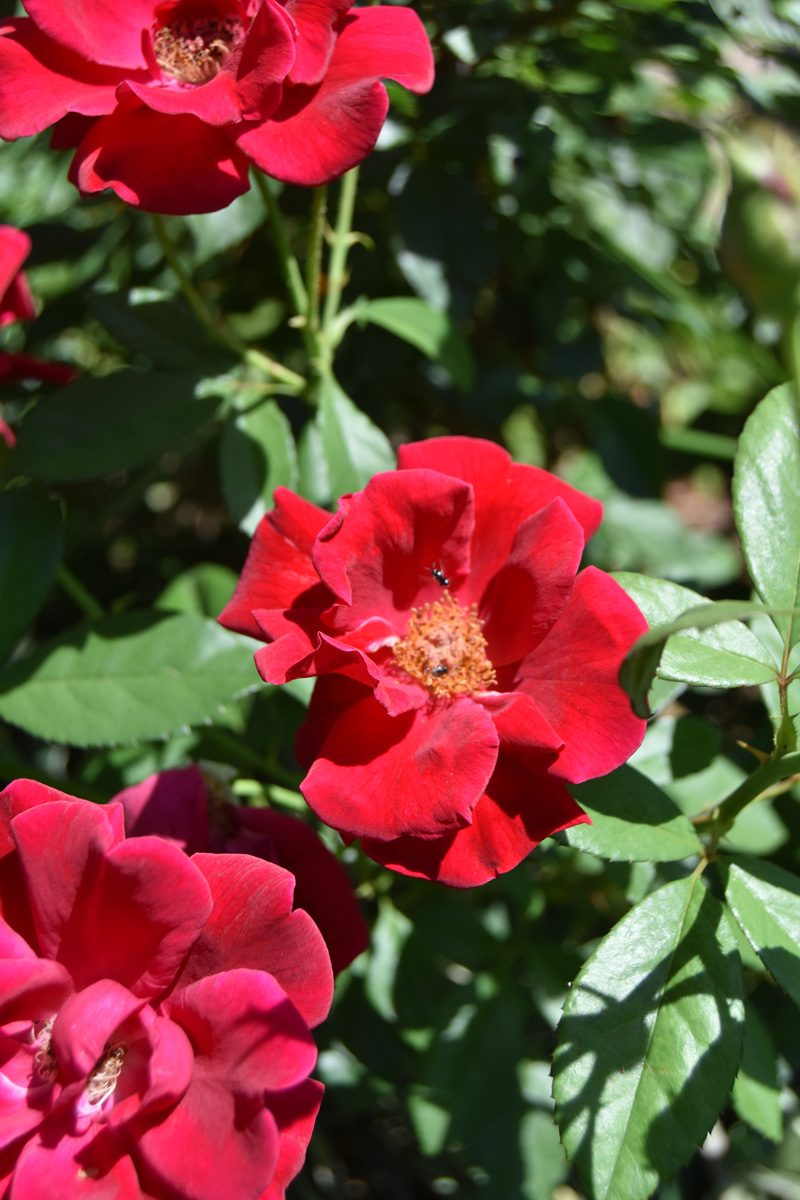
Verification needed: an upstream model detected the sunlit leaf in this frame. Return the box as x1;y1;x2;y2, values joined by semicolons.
553;877;744;1200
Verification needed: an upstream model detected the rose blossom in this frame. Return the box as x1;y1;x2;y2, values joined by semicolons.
0;0;434;214
0;225;75;411
219;436;648;888
116;764;369;976
0;777;334;1199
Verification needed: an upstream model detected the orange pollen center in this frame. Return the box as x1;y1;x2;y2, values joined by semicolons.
154;17;244;84
393;591;497;698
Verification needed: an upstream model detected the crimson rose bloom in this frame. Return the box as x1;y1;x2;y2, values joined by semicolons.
220;437;648;888
0;225;75;403
0;778;333;1199
116;765;369;976
0;0;434;214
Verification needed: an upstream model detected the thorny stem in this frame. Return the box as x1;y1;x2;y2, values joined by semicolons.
56;565;105;620
321;166;359;358
151;212;304;391
306;186;328;337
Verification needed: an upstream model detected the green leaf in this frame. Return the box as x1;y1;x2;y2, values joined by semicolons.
364;896;413;1022
219;398;298;534
520;1110;569;1200
317;375;395;500
89;292;234;373
0;611;261;746
565;764;703;862
732;1003;782;1142
11;371;218;482
355;296;475;391
157;564;238;618
0;487;62;666
553;877;744;1200
724;855;800;1008
614;573;778;688
733;383;800;652
620;600;797;719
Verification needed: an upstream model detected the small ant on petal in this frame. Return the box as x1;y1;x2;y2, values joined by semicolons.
429;564;450;587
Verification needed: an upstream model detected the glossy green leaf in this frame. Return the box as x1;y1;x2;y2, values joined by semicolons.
11;371;218;482
732;1004;782;1142
355;296;475;391
725;855;800;1007
0;611;261;746
0;487;63;666
566;764;702;861
219;398;298;534
620;600;798;718
553;877;744;1200
317;375;394;500
733;383;800;651
615;573;778;688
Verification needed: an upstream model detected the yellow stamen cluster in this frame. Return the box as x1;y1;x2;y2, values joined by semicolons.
154;17;243;84
393;591;496;698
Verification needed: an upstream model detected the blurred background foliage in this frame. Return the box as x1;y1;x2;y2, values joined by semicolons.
4;0;800;1197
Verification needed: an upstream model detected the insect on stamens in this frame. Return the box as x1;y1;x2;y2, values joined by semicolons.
431;665;448;677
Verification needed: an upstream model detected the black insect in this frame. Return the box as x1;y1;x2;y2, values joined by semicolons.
431;665;448;677
429;565;450;587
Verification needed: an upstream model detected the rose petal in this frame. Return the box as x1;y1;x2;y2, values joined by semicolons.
175;856;333;1029
312;469;474;630
22;0;154;69
70;95;251;214
232;808;368;975
9;1111;141;1200
0;957;72;1025
479;499;585;665
515;567;647;782
116;767;209;855
284;0;351;85
363;753;588;887
257;1078;324;1200
234;6;433;185
12;802;212;997
51;980;144;1083
398;437;603;597
0;226;35;325
0;18;132;140
301;693;498;839
218;487;333;641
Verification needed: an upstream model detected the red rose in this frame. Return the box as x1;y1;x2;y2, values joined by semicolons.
220;437;648;887
0;779;333;1199
116;765;369;976
0;225;36;327
0;224;76;403
0;0;434;214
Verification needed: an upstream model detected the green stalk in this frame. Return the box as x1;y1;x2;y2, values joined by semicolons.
702;750;800;849
151;212;304;389
321;166;359;348
252;172;308;319
57;565;105;620
305;185;328;336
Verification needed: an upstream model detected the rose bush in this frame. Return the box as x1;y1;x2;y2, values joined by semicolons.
116;765;368;975
0;225;75;416
0;778;334;1199
0;0;434;213
219;436;648;887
